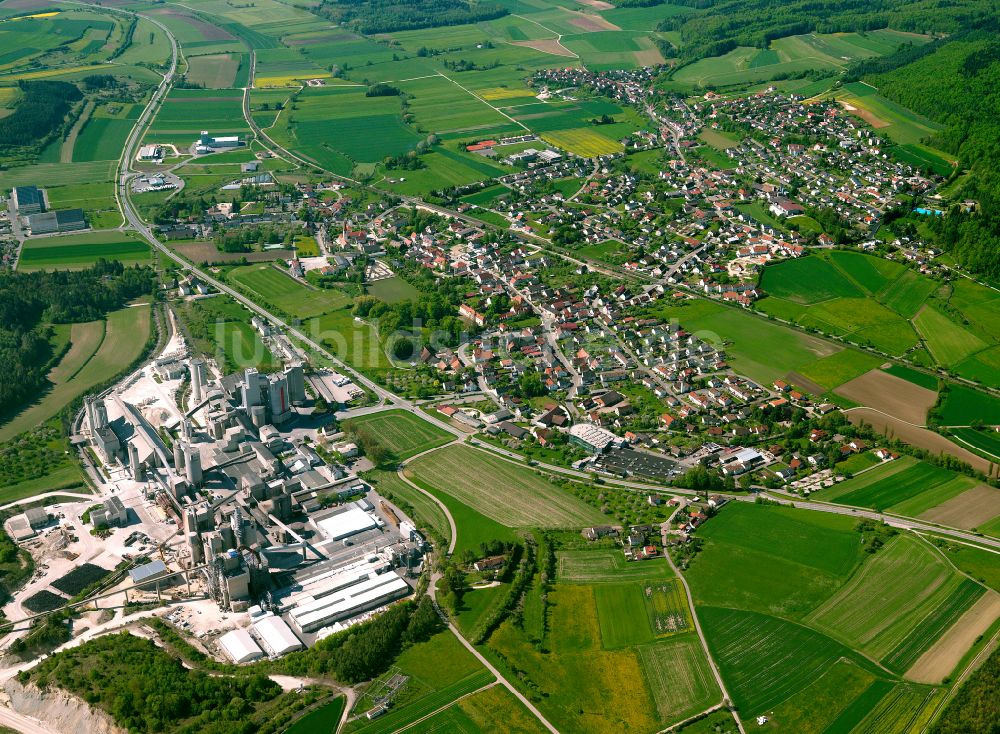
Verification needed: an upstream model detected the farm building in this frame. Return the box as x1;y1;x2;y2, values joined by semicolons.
252;614;303;656
26;208;87;235
219;628;264;663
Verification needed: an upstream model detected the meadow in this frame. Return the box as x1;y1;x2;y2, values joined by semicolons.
343;409;452;460
935;384;1000;426
557;548;673;583
669;30;919;89
0;305;151;441
485;580;716;733
18;231;148;271
400;686;549;734
228;263;351;319
406;445;604;527
646;297;853;388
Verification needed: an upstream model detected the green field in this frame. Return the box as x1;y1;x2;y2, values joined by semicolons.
346;631;494;734
0;305;151;441
686;503;864;618
367;277;421;304
18;232;148;271
700;606;879;717
147;88;248;144
344;410;452;461
228;264;350;319
806;535;973;660
557;549;673;583
402;685;549;734
284;697;346;734
950;427;1000;460
406;445;603;528
913;306;987;366
936;384;1000;425
880;578;985;673
823;457;974;514
647;297;846;386
756;253;936;356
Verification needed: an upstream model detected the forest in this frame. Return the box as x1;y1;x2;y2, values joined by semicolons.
0;80;82;151
317;0;507;34
21;633;289;733
0;261;156;416
867;30;1000;280
931;644;1000;734
659;0;996;60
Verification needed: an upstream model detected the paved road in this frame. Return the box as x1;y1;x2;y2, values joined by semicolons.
0;491;95;513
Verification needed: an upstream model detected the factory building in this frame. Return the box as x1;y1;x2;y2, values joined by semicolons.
317;507;380;541
13;185;44;214
252;614;303;656
219;629;264;664
90;496;128;528
289;571;409;634
26;208;87;235
189;358;206;405
197;131;243;152
129;559;170;590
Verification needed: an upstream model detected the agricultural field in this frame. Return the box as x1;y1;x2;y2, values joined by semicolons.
405;444;603;527
401;685;549;734
817;456;983;519
485;579;718;733
699;606;881;719
185;52;245;88
345;631;494;734
72;103;140;162
806;535;980;661
671;30;920;89
18;231;148;271
935;384;1000;426
686;503;864;618
227;263;350;319
835;369;937;425
267;85;420;176
146;88;248;146
343;410;452;460
557;548;672;583
950;427;1000;460
307;308;389;374
0;305;151;442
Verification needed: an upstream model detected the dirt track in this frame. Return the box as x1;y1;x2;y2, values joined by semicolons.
836;369;937;425
846;408;996;477
906;590;1000;683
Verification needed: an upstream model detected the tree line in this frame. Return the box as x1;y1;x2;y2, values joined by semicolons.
317;0;507;35
0;261;156;416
